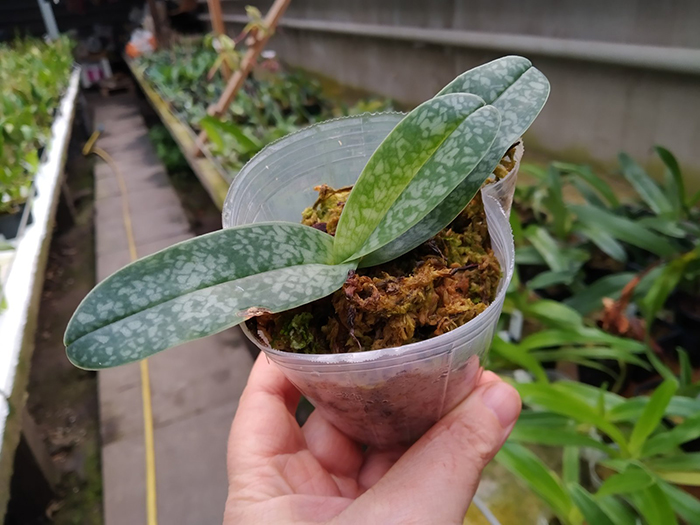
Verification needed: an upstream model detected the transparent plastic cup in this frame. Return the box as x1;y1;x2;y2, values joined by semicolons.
223;114;519;448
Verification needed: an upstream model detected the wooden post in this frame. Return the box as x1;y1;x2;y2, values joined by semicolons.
207;0;231;79
146;0;163;48
195;0;291;154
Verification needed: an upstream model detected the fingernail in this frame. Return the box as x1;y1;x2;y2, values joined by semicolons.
481;382;521;428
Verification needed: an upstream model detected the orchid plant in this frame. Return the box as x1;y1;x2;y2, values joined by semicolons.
65;56;550;369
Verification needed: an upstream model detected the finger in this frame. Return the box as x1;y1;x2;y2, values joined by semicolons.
357;447;407;491
228;354;303;470
244;352;302;414
302;411;363;480
479;370;500;385
341;376;521;524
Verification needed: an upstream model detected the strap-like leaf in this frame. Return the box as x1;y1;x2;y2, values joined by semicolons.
596;466;654;499
655;146;687;214
569;485;616;525
572;204;677;257
361;56;550;267
332;93;494;262
619;152;674;216
657;479;700;525
628;379;679;456
628;484;679;525
564;272;636;315
496;441;574;520
65;223;352;369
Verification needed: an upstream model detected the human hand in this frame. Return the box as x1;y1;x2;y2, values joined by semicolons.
224;354;521;524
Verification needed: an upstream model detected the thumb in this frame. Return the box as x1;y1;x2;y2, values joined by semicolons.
343;378;521;524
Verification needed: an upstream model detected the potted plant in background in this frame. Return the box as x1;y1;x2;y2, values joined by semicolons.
65;56;549;447
0;36;73;239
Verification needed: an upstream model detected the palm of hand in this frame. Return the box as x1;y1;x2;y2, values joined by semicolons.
224;356;519;525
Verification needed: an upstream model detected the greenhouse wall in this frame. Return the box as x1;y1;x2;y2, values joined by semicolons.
211;0;700;186
0;0;142;41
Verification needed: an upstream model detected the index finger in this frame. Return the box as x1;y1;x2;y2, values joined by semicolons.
228;354;303;465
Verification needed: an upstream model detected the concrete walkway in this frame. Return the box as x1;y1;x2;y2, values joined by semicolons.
92;95;254;525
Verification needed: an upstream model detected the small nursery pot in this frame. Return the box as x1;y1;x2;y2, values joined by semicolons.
0;202;33;240
223;114;521;448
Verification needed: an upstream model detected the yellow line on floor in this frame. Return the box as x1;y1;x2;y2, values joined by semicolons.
85;134;158;525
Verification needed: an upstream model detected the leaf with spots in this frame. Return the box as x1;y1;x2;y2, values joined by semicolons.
65;223;354;369
333;93;500;263
361;56;549;267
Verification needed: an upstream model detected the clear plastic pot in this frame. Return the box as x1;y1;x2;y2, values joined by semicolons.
223;114;518;448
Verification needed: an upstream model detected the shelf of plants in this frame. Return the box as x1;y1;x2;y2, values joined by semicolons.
0;36;79;498
127;37;392;209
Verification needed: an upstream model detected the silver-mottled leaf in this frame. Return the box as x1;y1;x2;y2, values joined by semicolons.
361;56;550;267
67;262;355;369
332;93;488;263
351;105;500;259
65;222;334;347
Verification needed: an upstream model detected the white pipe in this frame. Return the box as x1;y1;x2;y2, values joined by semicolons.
37;0;60;40
202;14;700;75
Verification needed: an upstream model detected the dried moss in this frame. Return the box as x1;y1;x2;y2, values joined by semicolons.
251;178;503;353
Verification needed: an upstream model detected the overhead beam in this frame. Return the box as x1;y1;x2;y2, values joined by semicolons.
201;14;700;76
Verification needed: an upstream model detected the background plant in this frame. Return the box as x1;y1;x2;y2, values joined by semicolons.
485;144;700;523
134;36;385;176
0;36;73;214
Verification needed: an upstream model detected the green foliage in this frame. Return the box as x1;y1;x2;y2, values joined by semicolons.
512;147;700;330
66;56;550;368
135;37;383;177
148;125;190;173
0;36;73;214
495;375;700;525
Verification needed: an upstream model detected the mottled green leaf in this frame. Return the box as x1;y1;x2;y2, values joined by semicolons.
619;152;673;216
361;56;549;266
332;93;498;262
344;99;501;261
65;223;351;368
